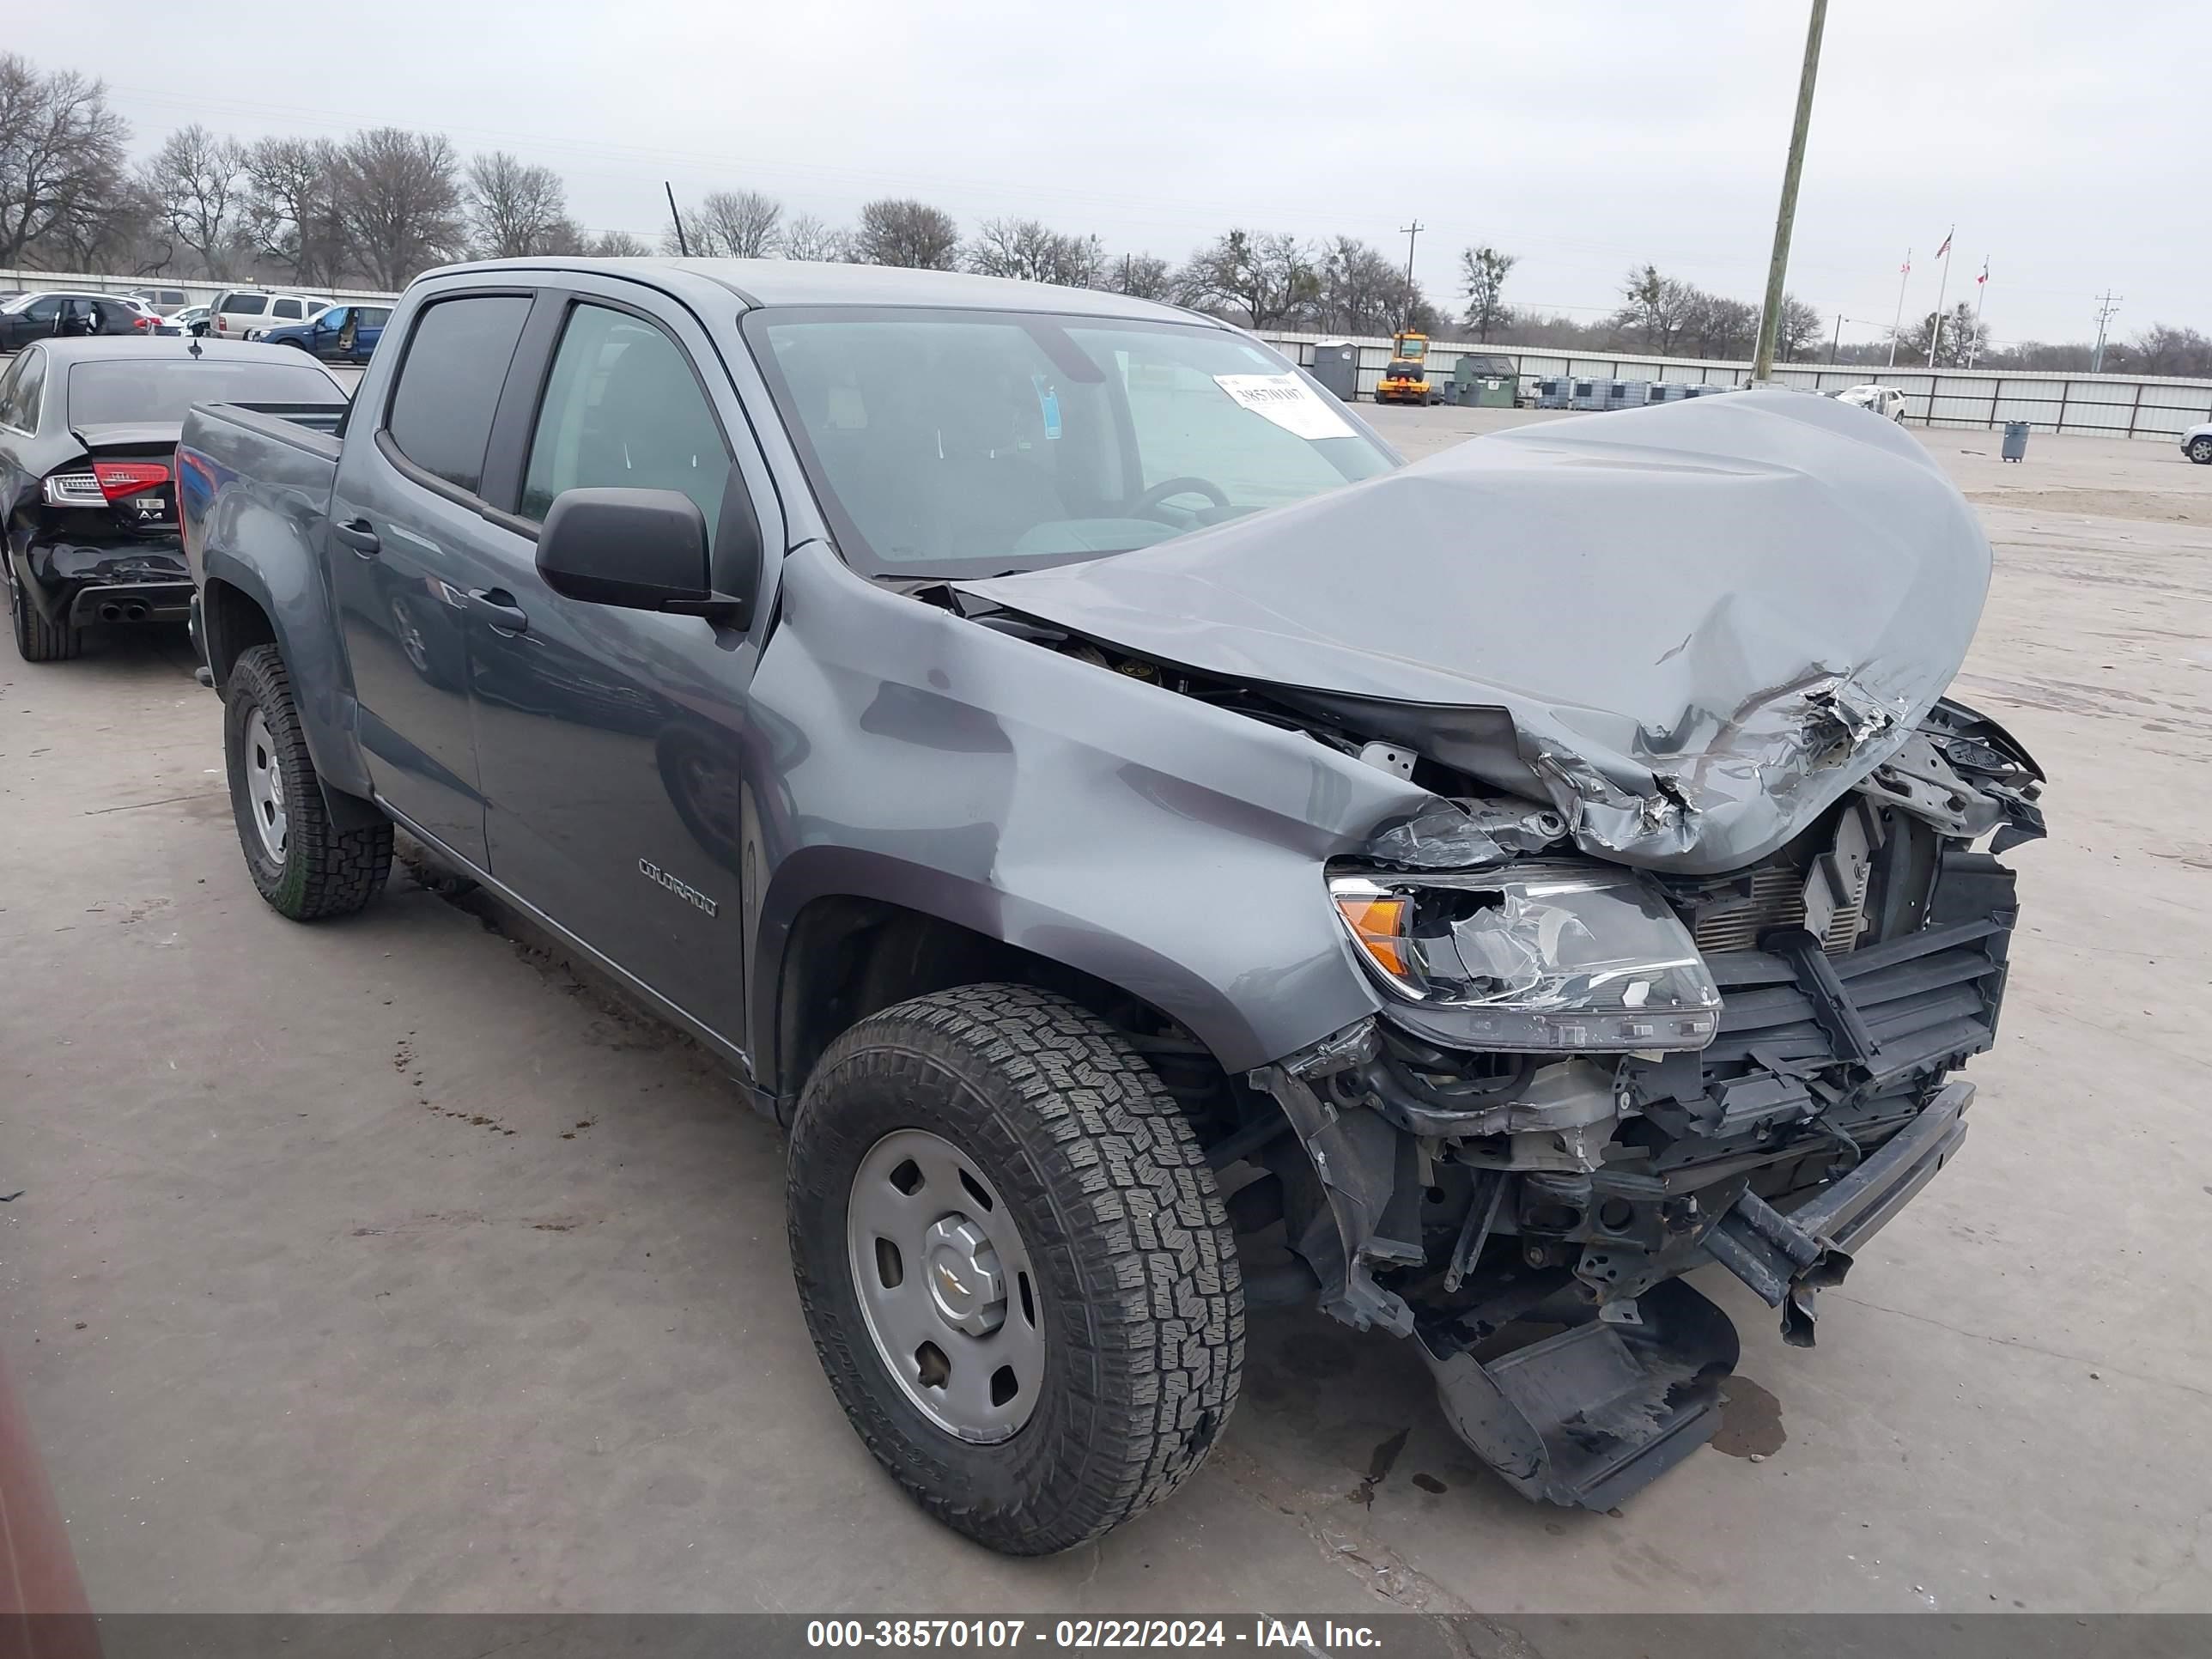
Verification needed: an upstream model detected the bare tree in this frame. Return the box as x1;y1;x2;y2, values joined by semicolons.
2128;324;2212;379
850;198;958;269
1613;264;1692;355
1776;295;1824;362
1679;289;1758;359
1458;245;1516;341
141;124;246;276
963;216;1098;285
44;171;163;273
1096;252;1171;301
465;150;568;258
681;188;782;258
586;228;650;258
242;135;349;289
0;54;131;266
339;127;464;289
538;217;590;255
781;212;847;262
1899;303;1987;368
1315;236;1419;336
1177;230;1317;330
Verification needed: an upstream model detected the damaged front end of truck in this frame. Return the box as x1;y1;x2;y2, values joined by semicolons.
1255;699;2039;1508
959;391;2045;1510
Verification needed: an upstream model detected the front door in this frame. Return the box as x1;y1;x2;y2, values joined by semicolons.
466;292;766;1029
327;290;536;868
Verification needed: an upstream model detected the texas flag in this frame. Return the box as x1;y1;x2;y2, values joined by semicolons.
1977;260;1989;286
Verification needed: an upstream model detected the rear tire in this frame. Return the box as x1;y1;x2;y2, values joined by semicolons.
2189;436;2212;465
787;984;1242;1554
9;570;79;662
223;644;392;920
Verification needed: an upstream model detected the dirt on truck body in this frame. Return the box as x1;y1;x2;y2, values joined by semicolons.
178;257;2041;1551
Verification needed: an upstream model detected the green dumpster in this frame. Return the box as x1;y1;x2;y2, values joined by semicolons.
1450;352;1520;409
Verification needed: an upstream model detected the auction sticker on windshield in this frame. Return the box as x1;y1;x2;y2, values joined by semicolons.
1212;373;1357;441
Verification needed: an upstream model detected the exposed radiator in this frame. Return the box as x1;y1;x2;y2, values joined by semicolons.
1691;862;1867;959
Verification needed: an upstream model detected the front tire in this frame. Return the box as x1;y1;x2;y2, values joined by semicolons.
2189;436;2212;465
788;984;1243;1554
223;644;392;919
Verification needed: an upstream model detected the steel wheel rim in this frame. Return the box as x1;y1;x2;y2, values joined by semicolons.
244;708;289;865
847;1127;1045;1443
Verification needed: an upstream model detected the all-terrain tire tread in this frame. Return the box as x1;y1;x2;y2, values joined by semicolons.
227;644;392;919
788;983;1243;1554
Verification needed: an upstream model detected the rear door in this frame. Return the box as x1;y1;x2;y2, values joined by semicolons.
3;297;61;348
463;278;775;1026
327;288;537;867
216;294;266;338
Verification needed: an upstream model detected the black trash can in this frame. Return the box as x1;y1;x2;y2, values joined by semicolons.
2002;422;2029;463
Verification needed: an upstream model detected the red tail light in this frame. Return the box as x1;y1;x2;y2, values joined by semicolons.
132;315;154;331
90;460;171;501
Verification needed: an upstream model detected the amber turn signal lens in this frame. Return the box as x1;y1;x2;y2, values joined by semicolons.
1334;892;1413;978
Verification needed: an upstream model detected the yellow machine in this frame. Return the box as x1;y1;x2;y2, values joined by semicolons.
1372;331;1438;405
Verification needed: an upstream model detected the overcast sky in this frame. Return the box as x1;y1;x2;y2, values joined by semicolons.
20;1;2203;346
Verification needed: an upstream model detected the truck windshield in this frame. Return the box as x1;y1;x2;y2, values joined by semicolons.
67;360;344;426
747;307;1395;579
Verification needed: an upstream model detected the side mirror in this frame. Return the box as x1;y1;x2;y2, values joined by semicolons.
536;487;750;626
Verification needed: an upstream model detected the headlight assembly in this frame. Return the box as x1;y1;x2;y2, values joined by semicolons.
1329;862;1722;1052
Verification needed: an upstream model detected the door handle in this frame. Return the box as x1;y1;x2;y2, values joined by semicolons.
464;587;529;635
332;517;380;557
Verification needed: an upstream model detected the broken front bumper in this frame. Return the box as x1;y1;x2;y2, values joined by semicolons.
1248;848;2015;1512
1705;1079;1972;1346
1412;1079;1971;1510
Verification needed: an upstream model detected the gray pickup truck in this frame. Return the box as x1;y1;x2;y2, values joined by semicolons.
179;257;2045;1553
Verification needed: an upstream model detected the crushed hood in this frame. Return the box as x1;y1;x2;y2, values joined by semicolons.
958;390;1992;874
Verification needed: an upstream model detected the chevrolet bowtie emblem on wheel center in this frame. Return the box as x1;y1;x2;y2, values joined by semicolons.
636;858;718;917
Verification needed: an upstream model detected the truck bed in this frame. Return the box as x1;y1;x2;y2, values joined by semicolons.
178;402;345;593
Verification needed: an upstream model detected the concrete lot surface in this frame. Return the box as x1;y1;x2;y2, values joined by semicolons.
3;406;2209;1614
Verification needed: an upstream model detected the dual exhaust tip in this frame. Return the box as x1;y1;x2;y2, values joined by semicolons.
96;601;150;623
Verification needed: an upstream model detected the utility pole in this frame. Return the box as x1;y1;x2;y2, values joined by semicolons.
1887;248;1911;368
1398;220;1425;335
664;181;690;258
2091;290;2123;373
1752;0;1828;382
1830;311;1843;363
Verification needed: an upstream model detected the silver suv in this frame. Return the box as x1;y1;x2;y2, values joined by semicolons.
208;289;332;342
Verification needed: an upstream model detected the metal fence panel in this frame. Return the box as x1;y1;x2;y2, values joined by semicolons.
8;271;2205;441
1261;327;2212;441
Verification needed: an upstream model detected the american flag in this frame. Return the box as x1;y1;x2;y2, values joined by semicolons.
1936;228;1953;259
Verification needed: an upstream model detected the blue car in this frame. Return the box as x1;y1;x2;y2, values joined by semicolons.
256;301;390;363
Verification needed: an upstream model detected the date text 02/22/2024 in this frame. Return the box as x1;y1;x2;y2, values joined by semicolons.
803;1619;1382;1650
